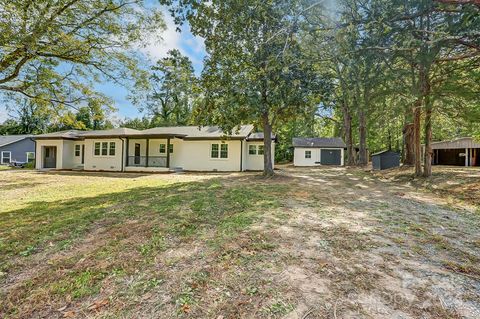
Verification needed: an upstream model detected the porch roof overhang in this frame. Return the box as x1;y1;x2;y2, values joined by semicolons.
124;134;187;139
182;136;245;141
33;137;81;141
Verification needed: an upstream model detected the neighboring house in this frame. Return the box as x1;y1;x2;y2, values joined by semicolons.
0;135;35;165
293;137;346;166
428;137;479;167
34;125;276;172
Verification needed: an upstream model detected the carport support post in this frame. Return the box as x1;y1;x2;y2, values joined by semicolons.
465;148;468;167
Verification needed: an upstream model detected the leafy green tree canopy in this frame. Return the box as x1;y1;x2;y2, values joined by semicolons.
132;49;197;126
0;0;165;110
162;0;326;175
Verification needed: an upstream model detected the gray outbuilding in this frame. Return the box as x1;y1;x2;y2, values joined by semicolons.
0;135;35;165
371;150;400;170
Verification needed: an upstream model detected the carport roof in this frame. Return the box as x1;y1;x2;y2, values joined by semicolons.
430;137;480;149
292;137;346;148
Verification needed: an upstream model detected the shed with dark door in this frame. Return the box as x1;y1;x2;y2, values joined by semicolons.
371;150;400;170
292;137;345;166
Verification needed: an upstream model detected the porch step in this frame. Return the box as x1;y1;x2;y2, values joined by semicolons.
172;167;184;173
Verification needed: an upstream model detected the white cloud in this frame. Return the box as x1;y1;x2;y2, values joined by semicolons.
140;10;205;66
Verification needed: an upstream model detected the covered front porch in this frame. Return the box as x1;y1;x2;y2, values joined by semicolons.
124;136;175;172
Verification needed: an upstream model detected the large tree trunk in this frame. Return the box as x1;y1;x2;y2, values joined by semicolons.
342;103;355;166
423;104;433;177
262;111;274;176
358;106;368;166
423;70;433;177
403;122;415;165
413;99;422;176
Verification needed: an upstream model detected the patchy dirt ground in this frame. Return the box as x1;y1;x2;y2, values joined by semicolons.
0;166;479;318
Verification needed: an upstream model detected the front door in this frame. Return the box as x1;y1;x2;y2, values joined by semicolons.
81;145;85;164
134;143;141;165
44;146;57;168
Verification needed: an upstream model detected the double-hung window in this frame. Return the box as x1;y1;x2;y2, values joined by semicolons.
220;144;228;158
211;143;228;159
94;142;116;157
159;143;173;154
211;144;219;158
258;145;264;155
109;142;116;156
1;151;11;164
305;150;311;159
26;152;35;162
75;145;81;157
249;144;264;155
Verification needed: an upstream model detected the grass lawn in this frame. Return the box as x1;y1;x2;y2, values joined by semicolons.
0;167;479;318
0;165;12;170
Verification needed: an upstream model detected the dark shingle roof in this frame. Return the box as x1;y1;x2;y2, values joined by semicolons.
371;150;400;156
33;130;84;140
0;135;33;147
79;128;141;138
142;125;254;139
246;132;277;141
34;125;257;140
292;137;346;148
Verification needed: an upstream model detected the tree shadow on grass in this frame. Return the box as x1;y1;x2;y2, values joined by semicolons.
37;170;151;179
0;174;290;318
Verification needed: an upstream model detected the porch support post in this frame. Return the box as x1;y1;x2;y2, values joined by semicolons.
146;138;150;167
126;138;129;167
166;137;171;168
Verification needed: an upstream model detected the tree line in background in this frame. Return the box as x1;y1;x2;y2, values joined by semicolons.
1;0;479;176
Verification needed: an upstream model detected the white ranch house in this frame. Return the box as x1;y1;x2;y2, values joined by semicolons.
34;125;275;172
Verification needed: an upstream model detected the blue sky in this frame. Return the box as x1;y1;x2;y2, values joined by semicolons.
106;5;206;121
0;4;206;123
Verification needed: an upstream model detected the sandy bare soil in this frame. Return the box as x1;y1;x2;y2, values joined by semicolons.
269;166;480;318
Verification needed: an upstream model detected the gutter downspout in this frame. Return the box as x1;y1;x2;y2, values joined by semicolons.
240;139;243;172
120;137;125;172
